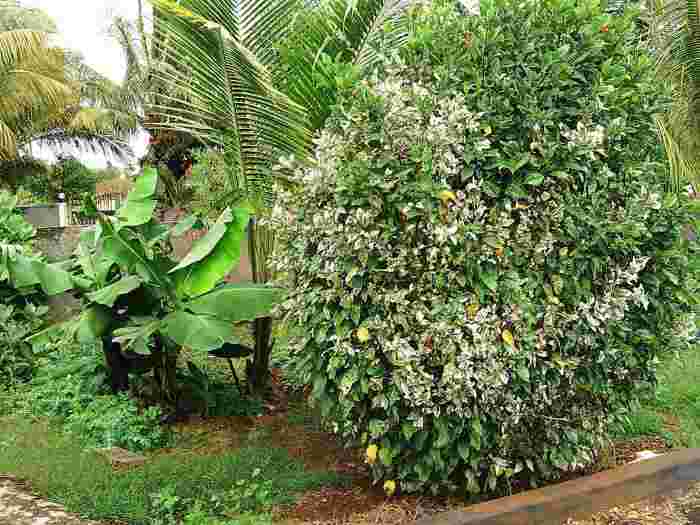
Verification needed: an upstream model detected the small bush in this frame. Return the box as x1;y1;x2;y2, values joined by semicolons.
17;340;109;418
64;393;167;451
0;303;47;387
12;340;168;451
0;190;48;388
272;0;698;493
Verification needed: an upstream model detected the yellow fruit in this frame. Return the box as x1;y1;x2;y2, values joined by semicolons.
502;329;515;347
467;303;480;319
438;190;457;204
357;327;370;343
383;480;397;496
366;444;378;465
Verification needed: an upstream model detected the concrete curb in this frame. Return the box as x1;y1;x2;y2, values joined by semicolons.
418;448;700;525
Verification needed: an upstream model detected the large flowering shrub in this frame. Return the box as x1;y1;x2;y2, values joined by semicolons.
271;0;699;494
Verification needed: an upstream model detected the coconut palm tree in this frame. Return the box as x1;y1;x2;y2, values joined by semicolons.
145;0;413;393
0;30;71;162
1;9;140;190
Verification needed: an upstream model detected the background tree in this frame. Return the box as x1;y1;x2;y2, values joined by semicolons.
0;0;55;32
0;2;139;189
22;155;97;202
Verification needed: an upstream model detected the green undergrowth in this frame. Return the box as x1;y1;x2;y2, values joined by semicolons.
613;344;700;447
0;416;346;524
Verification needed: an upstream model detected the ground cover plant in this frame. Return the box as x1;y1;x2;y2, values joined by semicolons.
272;0;699;495
0;415;344;524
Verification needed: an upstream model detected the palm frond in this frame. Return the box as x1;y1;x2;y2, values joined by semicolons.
0;29;51;70
0;69;74;120
0;120;17;161
27;129;133;161
652;0;700;190
111;16;145;82
239;0;302;66
273;0;413;131
66;107;141;137
147;0;311;200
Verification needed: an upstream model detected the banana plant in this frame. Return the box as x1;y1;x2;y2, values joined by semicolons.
1;190;75;299
31;166;283;402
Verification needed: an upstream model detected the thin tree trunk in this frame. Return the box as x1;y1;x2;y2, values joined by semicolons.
248;218;275;395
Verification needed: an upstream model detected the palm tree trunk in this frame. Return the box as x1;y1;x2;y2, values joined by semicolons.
248;217;275;395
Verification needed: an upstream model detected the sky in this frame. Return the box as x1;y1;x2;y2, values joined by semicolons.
22;0;150;169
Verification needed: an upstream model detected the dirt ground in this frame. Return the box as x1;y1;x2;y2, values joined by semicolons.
567;482;700;525
0;477;98;525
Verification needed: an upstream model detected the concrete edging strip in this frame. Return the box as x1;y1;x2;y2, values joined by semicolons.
418;448;700;525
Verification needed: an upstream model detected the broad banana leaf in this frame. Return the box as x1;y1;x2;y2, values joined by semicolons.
100;216;169;288
186;283;283;322
113;316;162;351
170;207;250;298
5;254;74;296
25;318;75;346
75;242;113;288
141;222;172;246
171;214;198;236
87;275;142;307
161;310;237;352
116;166;158;227
77;305;113;342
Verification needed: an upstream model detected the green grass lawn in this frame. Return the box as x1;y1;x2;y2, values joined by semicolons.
613;344;700;447
0;416;344;524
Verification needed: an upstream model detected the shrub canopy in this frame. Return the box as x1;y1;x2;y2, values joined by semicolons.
273;0;699;494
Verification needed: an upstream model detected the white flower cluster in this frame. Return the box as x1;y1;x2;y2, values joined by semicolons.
560;121;607;159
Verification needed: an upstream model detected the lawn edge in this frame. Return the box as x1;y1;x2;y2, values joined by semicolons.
418;448;700;525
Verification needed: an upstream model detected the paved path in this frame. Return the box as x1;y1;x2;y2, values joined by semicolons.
0;477;97;525
569;482;700;525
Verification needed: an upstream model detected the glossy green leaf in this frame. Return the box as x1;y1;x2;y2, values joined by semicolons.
379;447;393;466
87;276;142;307
516;366;531;382
117;167;158;226
479;269;498;292
525;172;545;186
161;310;237;352
186;283;282;322
171;207;250;297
